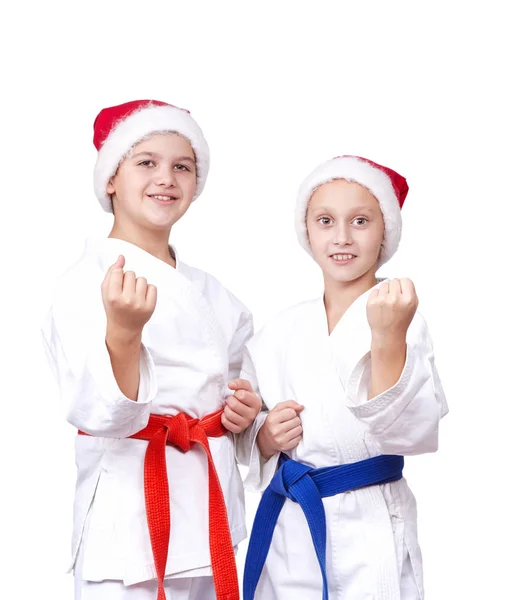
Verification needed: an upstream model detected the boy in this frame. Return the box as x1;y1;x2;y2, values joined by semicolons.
42;100;261;600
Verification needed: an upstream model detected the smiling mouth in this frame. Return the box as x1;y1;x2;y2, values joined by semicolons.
147;194;179;202
330;253;357;263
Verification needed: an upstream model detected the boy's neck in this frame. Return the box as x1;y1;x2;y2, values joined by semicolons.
323;269;378;334
108;222;176;267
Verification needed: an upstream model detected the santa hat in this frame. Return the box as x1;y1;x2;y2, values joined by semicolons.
295;155;409;267
93;99;210;213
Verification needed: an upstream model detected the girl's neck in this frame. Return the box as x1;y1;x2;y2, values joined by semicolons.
323;268;378;334
108;221;175;267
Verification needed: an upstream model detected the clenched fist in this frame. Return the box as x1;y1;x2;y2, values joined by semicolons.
257;400;304;460
366;278;418;339
101;255;157;335
222;379;262;434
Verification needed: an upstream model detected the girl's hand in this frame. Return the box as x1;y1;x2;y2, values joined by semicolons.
366;278;418;342
257;400;304;460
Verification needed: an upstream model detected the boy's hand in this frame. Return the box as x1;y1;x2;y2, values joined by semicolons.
222;378;262;433
101;255;157;339
257;400;304;460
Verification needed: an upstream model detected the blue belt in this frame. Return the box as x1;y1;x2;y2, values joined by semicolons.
243;453;404;600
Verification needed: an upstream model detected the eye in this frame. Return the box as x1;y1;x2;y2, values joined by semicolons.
137;160;156;168
317;216;333;226
353;217;368;226
174;164;190;172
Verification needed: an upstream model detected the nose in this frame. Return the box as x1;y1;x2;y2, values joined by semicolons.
333;221;352;246
155;165;177;187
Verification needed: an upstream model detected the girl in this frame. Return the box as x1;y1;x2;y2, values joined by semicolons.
42;99;261;600
236;156;448;600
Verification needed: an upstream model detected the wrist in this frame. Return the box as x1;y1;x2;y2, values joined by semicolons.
106;324;142;348
371;330;407;351
257;424;277;461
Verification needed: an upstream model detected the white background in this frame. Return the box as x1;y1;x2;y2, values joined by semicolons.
1;1;514;598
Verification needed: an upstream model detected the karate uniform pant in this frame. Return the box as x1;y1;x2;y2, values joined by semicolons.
253;536;421;600
74;539;216;600
75;575;216;600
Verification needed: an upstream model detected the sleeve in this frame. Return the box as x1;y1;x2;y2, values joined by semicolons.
227;308;254;382
335;312;448;456
233;346;281;493
41;270;158;437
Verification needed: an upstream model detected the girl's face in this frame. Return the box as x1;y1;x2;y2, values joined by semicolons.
107;132;197;231
306;179;385;284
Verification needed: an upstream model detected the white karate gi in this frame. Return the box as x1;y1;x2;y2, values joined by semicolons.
236;280;448;600
42;237;252;595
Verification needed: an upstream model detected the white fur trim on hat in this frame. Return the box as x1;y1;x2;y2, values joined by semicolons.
295;156;402;268
94;104;210;213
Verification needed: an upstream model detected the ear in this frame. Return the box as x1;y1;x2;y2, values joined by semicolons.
380;232;386;249
106;177;115;195
305;219;311;246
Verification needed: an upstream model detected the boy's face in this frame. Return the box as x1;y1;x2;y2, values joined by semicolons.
306;179;385;284
107;132;197;231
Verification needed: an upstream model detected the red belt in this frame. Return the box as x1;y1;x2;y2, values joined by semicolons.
79;409;239;600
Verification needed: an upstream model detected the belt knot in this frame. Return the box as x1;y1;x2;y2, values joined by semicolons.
164;413;200;452
269;459;314;502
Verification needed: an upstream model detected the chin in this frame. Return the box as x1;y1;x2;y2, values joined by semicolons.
144;207;186;229
134;214;172;231
325;261;374;284
333;272;362;284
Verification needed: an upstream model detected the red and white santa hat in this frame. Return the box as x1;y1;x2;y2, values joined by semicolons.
93;99;210;213
295;155;409;267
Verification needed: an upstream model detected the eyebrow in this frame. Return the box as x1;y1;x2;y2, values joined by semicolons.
132;151;195;163
313;205;375;213
351;205;375;213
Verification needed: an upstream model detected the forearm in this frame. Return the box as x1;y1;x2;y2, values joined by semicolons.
235;410;281;493
105;325;142;401
369;333;407;399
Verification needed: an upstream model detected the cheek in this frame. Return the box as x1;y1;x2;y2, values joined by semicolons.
306;224;327;255
115;169;147;193
358;227;383;253
112;174;148;209
179;173;197;197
